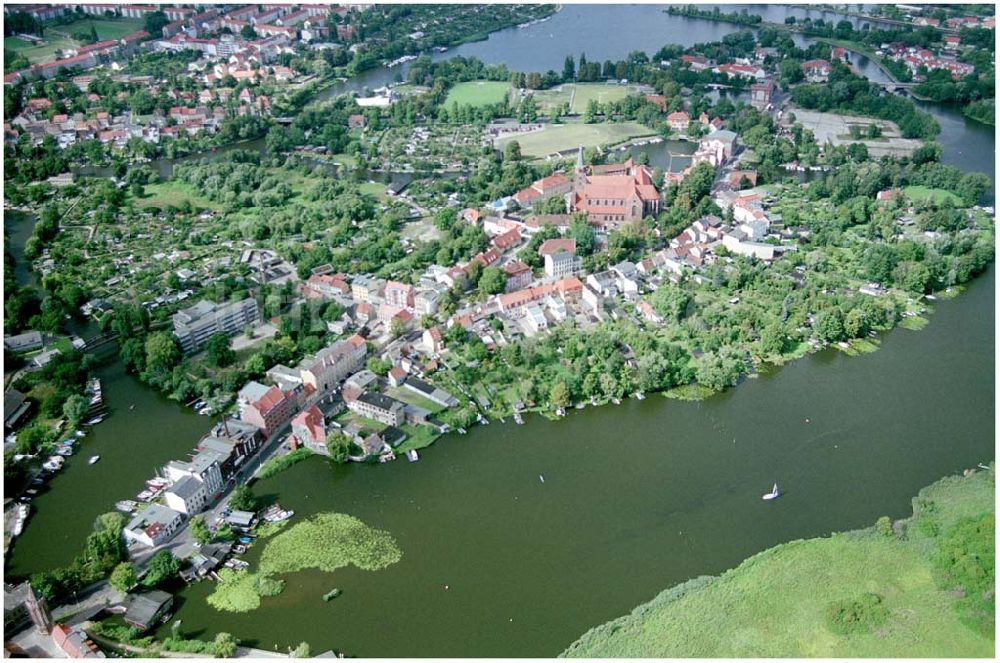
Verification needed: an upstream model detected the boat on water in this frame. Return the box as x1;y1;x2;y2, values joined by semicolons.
406;449;419;462
762;483;780;501
197;407;212;415
88;455;100;465
84;416;104;426
262;505;295;523
137;490;154;501
323;588;342;601
56;447;73;457
539;474;545;483
635;392;646;400
74;430;86;437
115;499;138;512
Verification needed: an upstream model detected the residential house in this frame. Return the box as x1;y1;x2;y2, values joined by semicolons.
290;405;328;454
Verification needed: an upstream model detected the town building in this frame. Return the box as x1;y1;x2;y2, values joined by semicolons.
290;404;328;454
299;334;367;395
51;624;105;658
240;384;298;436
124;590;174;631
172;297;259;353
569;158;661;229
347;392;405;426
123;504;185;548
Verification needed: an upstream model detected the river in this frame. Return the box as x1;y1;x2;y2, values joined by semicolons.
3;4;995;656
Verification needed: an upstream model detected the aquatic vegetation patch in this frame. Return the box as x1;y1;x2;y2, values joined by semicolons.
206;569;269;613
260;512;402;576
206;513;402;613
663;384;716;401
900;315;930;331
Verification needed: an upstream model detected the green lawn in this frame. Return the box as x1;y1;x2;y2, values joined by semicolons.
51;17;145;40
497;121;656;158
530;83;639;114
564;469;995;658
137;181;223;212
394;424;441;453
4;34;78;64
6;18;144;64
903;185;963;206
444;81;511;108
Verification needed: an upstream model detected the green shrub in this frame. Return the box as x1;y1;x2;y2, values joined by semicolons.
875;516;894;537
257;448;313;480
825;593;890;635
932;513;995;636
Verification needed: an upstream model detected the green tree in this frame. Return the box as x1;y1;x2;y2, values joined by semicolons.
142;550;180;588
479;267;507;295
109;562;137;593
562;54;576;82
190;516;212;546
62;394;90;426
503;140;522;162
814;308;845;342
290;642;311;658
229;484;257;512
549;381;569;409
205;333;236;368
144;332;180;376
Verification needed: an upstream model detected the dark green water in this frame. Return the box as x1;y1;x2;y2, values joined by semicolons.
157;265;994;657
4;355;209;577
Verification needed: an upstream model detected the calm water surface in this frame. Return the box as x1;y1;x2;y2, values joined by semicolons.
159;264;994;657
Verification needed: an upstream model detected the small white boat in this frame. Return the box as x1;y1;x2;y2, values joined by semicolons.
539;474;545;484
115;499;138;512
762;483;780;501
56;447;73;456
137;490;154;500
74;430;86;437
85;416;104;426
88;455;100;465
406;449;419;462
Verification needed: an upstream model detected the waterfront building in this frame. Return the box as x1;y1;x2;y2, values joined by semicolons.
123;591;174;632
290;405;328;455
164;450;224;499
163;475;211;515
347;392;405;426
240;384;298;436
124;504;185;548
172;297;259;353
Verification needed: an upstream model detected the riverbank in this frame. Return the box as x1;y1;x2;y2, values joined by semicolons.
563;465;995;658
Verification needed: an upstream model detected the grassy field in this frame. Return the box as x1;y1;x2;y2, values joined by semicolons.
903;185;963;206
497;121;656;158
529;83;639;114
4;34;77;64
6;18;143;64
51;17;145;40
137;181;223;212
444;81;511;108
564;468;995;658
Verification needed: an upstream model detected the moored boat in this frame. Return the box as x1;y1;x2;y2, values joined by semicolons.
762;483;780;501
88;455;100;465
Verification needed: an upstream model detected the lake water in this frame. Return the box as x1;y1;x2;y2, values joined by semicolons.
4;4;995;656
